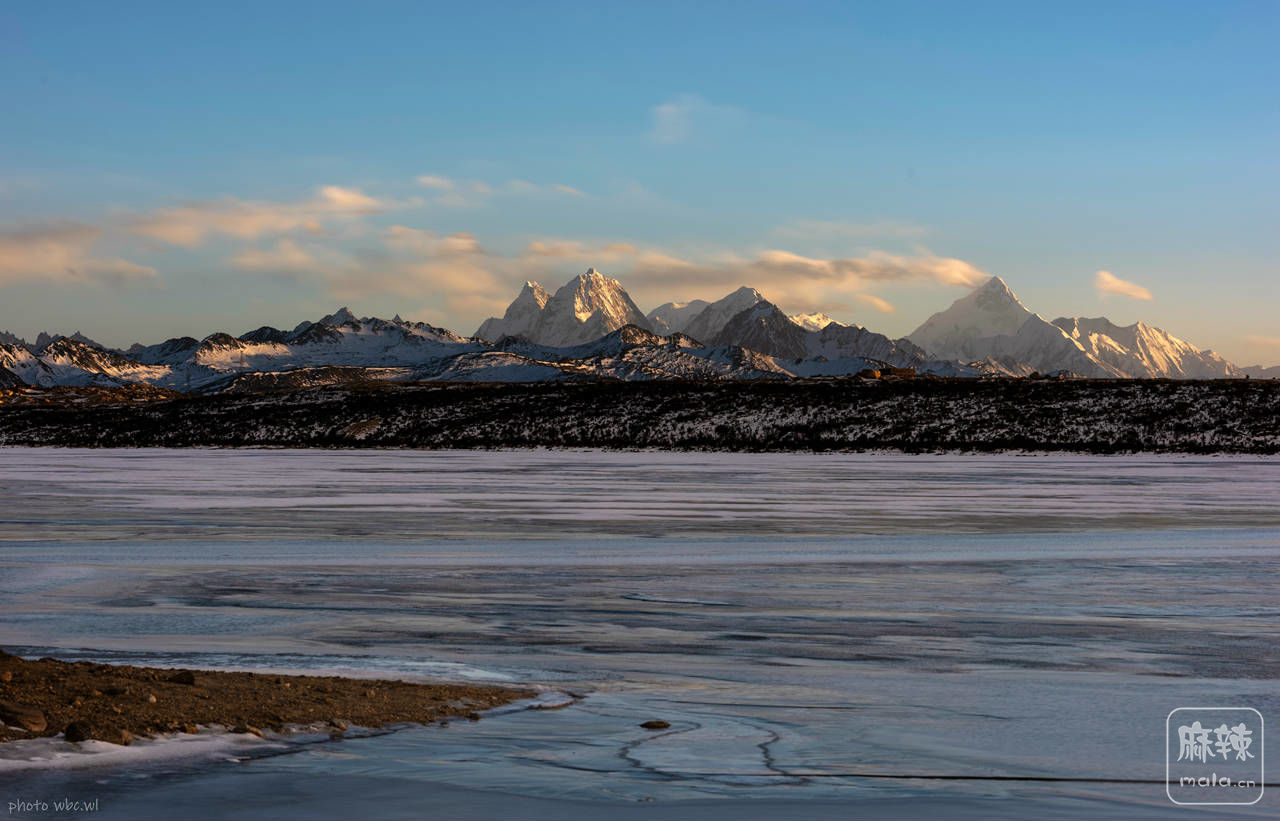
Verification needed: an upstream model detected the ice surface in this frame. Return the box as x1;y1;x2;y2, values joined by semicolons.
1;448;1277;819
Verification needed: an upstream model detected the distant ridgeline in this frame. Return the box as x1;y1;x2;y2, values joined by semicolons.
0;380;1277;454
1;270;1272;393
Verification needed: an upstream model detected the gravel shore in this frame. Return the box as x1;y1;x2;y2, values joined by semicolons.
0;649;533;746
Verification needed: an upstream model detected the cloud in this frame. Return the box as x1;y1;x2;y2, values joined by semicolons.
855;293;896;313
1245;335;1280;348
499;238;984;320
773;220;928;241
1095;269;1153;301
232;239;317;273
0;222;156;286
740;250;988;287
649;94;744;144
384;225;485;257
415;175;454;190
651;95;700;143
130;185;388;247
415;176;586;207
522;239;637;259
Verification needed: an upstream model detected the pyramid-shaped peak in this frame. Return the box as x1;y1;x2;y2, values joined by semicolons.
977;276;1017;297
560;269;627;297
970;275;1028;309
319;306;357;325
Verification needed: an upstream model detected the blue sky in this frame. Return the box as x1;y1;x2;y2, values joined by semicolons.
2;1;1277;363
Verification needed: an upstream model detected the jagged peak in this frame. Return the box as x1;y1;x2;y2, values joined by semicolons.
566;268;621;289
318;306;357;326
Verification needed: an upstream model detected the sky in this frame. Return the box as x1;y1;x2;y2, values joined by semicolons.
1;0;1277;364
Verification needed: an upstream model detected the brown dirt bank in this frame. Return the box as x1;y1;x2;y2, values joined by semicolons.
0;649;534;745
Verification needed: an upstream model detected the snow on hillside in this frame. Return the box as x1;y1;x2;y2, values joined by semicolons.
647;299;712;334
1242;364;1280;379
907;276;1248;379
790;313;839;332
2;269;1259;389
682;286;764;344
1052;316;1239;379
474;270;651;346
0;366;24;389
908;277;1117;377
475;282;550;341
0;343;55;386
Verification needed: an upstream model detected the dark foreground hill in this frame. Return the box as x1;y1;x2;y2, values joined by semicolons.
0;378;1277;454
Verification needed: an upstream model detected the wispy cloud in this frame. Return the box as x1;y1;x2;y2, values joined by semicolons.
773;219;928;241
0;222;156;286
497;239;985;320
649;94;744;144
1095;269;1153;301
415;175;587;207
415;175;454;190
231;239;318;274
855;293;896;313
130;185;388;248
1245;335;1280;348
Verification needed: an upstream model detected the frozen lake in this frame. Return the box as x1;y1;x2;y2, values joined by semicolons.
1;449;1277;819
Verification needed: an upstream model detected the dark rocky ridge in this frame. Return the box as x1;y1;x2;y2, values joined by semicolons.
0;378;1276;453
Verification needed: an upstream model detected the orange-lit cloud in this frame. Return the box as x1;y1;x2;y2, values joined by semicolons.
1095;269;1153;301
0;222;156;286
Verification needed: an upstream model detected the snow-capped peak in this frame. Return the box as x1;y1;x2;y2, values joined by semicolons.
318;307;358;326
545;269;651;337
908;275;1037;356
790;312;841;332
1052;315;1240;378
681;286;767;343
475;270;649;346
647;298;712;334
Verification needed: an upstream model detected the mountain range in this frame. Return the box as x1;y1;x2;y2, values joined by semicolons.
0;269;1266;391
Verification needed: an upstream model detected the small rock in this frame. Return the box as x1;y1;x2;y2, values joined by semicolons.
0;671;12;682
168;670;197;686
639;720;671;730
232;722;264;739
110;705;122;714
329;718;348;731
90;689;102;697
64;720;133;746
182;724;199;734
466;712;482;722
0;700;47;733
146;693;157;703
